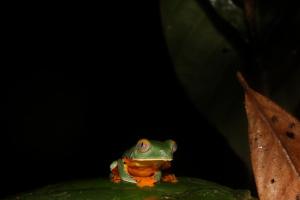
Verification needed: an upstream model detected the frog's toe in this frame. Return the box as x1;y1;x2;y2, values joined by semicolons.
111;176;121;183
162;174;177;183
110;172;121;183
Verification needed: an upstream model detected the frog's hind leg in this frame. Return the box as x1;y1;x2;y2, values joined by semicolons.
162;173;177;183
110;160;121;183
161;162;177;183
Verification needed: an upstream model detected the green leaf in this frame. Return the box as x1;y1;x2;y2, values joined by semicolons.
160;0;300;170
2;177;255;200
160;0;250;166
209;0;247;36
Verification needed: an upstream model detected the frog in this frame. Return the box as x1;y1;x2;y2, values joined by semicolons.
110;138;178;187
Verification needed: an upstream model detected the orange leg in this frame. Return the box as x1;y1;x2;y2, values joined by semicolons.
161;162;177;183
111;167;121;183
162;173;177;183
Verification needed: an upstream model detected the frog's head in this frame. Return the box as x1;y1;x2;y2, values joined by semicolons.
125;139;177;161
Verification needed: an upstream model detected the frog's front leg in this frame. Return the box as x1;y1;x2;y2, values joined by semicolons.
117;159;137;183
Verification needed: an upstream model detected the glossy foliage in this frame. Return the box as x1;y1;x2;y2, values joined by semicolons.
2;178;255;200
160;0;300;169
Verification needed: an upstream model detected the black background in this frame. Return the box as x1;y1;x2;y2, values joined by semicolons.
1;1;249;198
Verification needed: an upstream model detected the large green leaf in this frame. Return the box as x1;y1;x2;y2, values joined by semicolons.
160;0;250;166
160;0;300;169
2;177;255;200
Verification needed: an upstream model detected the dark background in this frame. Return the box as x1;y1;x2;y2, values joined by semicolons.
1;1;249;198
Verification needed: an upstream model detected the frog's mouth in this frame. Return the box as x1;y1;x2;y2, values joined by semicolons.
127;159;172;167
124;158;172;177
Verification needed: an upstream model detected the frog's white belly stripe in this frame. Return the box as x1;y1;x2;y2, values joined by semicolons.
131;158;172;161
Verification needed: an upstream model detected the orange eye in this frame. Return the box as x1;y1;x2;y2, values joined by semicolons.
136;139;151;153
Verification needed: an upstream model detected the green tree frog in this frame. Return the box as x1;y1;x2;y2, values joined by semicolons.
110;139;177;187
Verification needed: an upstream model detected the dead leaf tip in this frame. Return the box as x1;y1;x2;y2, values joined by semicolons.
236;71;250;91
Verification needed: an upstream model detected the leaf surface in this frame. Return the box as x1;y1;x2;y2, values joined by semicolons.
161;0;300;170
238;73;300;200
2;177;255;200
161;0;250;166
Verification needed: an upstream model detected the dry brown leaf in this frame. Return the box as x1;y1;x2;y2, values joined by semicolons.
237;72;300;200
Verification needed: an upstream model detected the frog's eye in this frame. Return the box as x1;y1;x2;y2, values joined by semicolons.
136;139;151;153
166;139;177;153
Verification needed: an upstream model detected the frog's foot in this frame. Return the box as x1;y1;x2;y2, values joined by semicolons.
162;174;177;183
110;166;121;183
111;173;121;183
134;176;156;187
